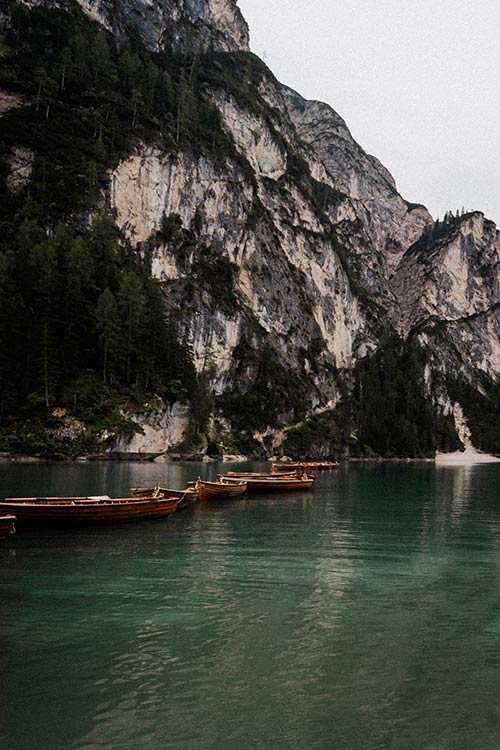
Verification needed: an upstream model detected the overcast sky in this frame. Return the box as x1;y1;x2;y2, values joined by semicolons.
238;0;500;225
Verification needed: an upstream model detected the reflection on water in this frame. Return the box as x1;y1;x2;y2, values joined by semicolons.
1;462;500;749
439;463;476;523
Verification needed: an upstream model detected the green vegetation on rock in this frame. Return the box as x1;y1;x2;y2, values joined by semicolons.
285;333;461;459
0;3;481;461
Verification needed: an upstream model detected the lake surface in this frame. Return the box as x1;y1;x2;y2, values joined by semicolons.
1;461;500;750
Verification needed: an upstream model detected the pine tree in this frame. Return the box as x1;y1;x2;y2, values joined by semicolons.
117;272;145;383
91;31;116;92
29;237;59;405
63;235;96;366
96;289;120;384
67;33;91;85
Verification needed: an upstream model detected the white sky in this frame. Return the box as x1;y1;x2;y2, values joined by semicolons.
238;0;500;225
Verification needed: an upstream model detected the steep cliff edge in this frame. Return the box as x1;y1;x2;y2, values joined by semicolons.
393;211;500;382
1;0;499;458
282;87;433;277
18;0;249;52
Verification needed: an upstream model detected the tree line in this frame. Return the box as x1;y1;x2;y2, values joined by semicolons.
0;213;199;418
0;3;223;449
284;332;461;459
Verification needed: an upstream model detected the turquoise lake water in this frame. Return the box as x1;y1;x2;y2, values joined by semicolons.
1;461;500;750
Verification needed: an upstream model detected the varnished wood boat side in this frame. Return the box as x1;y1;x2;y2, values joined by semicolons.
226;471;299;478
130;486;200;508
198;480;247;503
222;476;314;492
0;495;182;527
270;463;303;473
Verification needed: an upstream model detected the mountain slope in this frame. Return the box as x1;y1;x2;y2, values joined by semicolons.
17;0;249;52
1;0;499;458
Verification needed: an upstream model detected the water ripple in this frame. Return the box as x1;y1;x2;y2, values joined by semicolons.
2;463;500;749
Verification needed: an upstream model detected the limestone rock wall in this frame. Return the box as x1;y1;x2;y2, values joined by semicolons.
109;401;190;454
20;0;249;52
9;0;500;454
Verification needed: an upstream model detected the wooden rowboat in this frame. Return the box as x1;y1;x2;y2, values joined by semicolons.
271;461;338;473
131;485;199;508
0;514;16;539
223;475;314;492
0;492;187;528
301;461;339;471
270;463;304;474
197;479;247;503
226;470;300;479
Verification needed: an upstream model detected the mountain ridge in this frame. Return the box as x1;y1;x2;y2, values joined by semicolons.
1;0;500;458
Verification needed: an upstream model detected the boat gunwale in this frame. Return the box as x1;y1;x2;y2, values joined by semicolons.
221;475;314;491
1;496;182;508
197;479;247;502
198;479;247;490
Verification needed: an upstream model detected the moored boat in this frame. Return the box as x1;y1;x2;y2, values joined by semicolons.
131;485;199;508
226;470;299;479
0;492;187;528
270;461;338;473
223;475;314;492
0;514;16;539
197;479;247;503
270;463;304;474
302;461;339;471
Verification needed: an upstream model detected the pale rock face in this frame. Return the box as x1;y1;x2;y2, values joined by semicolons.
6;147;34;194
190;312;242;391
283;88;396;200
110;147;175;243
202;0;249;50
390;206;432;274
426;308;500;380
282;85;433;280
213;92;287;180
110;401;190;453
393;213;500;334
434;399;500;463
110;146;252;248
254;427;286;451
75;0;112;29
20;0;249;51
10;0;500;459
100;6;500;453
0;90;27;118
109;103;377;395
399;213;500;384
436;396;470;448
151;248;179;282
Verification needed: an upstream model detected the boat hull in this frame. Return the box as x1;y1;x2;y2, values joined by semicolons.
226;471;299;479
270;463;304;474
131;487;200;508
223;477;314;492
198;481;247;503
0;496;181;528
302;462;339;471
271;462;338;473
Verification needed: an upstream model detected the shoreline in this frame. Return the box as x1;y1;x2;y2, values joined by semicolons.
1;452;499;465
435;450;500;465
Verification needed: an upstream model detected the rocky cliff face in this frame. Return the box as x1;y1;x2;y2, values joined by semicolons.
4;0;500;455
21;0;249;51
393;212;500;380
99;0;500;451
283;88;433;278
106;51;436;391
